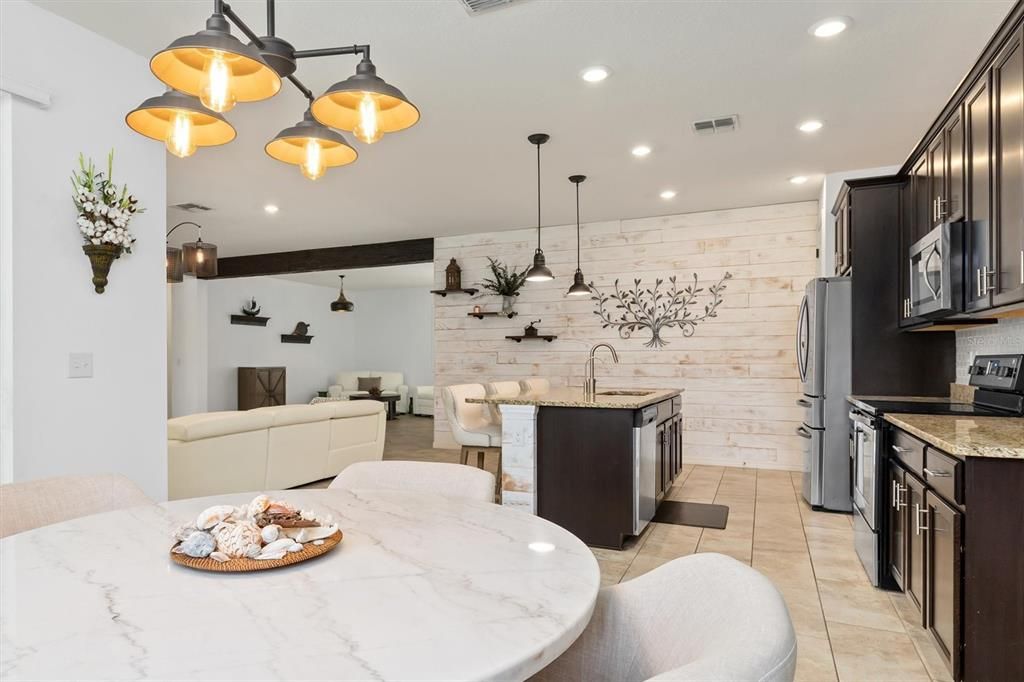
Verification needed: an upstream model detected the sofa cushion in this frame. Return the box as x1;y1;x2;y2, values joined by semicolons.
334;371;362;391
416;385;435;398
324;400;386;419
370;371;403;390
251;403;337;428
168;411;274;442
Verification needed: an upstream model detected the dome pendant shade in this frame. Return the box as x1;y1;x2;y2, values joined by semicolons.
266;110;358;177
125;89;236;151
182;238;218;278
526;250;554;282
150;14;281;106
331;275;355;312
310;59;419;138
567;269;591;296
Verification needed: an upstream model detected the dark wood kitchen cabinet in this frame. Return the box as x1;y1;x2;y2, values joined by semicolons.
905;471;927;616
927;490;963;678
992;28;1024;308
833;192;851;276
965;76;994;313
887;463;907;589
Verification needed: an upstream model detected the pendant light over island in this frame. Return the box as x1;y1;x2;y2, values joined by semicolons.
566;175;591;296
525;133;554;283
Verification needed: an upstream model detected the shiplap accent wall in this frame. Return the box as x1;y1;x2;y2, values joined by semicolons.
433;200;819;471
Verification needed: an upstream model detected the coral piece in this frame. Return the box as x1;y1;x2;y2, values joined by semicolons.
180;531;216;558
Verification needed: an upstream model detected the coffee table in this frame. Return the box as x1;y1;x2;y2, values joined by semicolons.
349;391;400;420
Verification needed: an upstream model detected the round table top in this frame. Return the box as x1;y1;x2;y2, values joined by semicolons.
0;489;599;681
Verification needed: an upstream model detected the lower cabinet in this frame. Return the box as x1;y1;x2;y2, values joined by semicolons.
906;472;928;617
927;491;963;677
887;464;907;589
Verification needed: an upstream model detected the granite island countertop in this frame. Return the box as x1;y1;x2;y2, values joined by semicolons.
468;387;681;409
884;413;1024;459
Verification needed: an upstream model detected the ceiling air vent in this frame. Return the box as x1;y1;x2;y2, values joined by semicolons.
691;114;739;136
458;0;519;15
170;202;213;213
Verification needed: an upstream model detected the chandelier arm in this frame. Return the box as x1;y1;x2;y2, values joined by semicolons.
286;74;315;103
293;44;370;61
219;1;266;49
166;221;202;240
266;0;275;36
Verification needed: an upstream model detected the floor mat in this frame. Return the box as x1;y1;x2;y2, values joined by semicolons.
652;501;729;530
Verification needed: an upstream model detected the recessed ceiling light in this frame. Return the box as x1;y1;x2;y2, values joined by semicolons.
580;66;610;83
631;145;652;157
798;120;824;133
789;176;809;185
264;204;279;214
660;189;677;199
809;17;851;38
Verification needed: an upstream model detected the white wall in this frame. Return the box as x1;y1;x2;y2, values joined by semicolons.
350;288;434;389
195;277;357;412
1;0;167;499
955;318;1024;384
819;165;901;276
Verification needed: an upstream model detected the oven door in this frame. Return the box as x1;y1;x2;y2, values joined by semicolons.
850;411;878;530
909;223;962;319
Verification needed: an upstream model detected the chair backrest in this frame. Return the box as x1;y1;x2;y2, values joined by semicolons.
485;381;521;422
0;474;154;538
520;377;550;394
533;553;797;682
370;371;404;390
441;384;491;440
328;461;495;503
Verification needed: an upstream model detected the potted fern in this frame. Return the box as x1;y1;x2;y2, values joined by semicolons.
477;257;528;315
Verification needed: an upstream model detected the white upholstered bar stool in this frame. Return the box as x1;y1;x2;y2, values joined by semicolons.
519;377;550;394
532;553;797;682
328;461;496;503
0;474;153;539
442;384;502;498
484;381;522;424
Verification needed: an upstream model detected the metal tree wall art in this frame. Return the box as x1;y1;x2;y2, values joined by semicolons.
590;273;732;348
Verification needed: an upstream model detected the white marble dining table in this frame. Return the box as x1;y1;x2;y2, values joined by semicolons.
0;488;600;681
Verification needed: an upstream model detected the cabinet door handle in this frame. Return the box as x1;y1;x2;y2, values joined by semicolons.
891;479;897;509
977;267;983;298
897;485;907;509
892;445;910;453
982;266;996;294
936;197;947;220
931;198;937;223
1020;250;1023;286
924;468;951;478
915;503;929;535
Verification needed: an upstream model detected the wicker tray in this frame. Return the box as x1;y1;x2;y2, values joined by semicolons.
170;530;343;572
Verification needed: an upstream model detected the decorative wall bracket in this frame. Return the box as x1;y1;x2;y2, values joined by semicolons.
590;273;732;348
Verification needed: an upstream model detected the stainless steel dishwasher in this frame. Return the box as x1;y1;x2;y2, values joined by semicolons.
632;405;658;534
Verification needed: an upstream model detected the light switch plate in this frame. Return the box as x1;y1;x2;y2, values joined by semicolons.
68;352;93;378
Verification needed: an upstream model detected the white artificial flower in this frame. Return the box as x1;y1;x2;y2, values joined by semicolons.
91;238;100;245
77;216;89;227
83;202;94;212
86;191;96;201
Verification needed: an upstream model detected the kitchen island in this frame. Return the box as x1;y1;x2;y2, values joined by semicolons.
470;387;682;548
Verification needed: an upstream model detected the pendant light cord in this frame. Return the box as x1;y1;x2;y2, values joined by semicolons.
536;141;542;250
576;182;581;268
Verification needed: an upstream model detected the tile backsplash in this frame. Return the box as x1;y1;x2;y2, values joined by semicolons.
955;318;1024;383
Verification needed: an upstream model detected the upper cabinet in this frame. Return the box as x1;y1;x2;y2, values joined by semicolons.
965;76;993;312
833;191;852;276
992;28;1024;308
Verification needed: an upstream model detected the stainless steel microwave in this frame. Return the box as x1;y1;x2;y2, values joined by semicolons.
909;222;963;319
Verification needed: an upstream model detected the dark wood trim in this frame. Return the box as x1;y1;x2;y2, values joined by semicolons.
898;1;1024;176
213;238;433;279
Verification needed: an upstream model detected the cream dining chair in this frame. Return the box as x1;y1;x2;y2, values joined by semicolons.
484;380;522;423
328;461;496;504
519;377;550;394
533;553;797;682
0;474;153;538
441;384;502;499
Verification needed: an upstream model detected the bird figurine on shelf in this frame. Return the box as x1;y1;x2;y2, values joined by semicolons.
241;297;261;317
523;319;541;337
290;322;310;336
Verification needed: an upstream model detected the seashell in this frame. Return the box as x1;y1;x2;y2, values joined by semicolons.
266;501;296;515
313;540;325;546
299;509;317;521
260;538;295;555
171;523;199;542
287;543;303;553
181;530;216;558
212;520;262;558
260;524;280;544
209;552;230;563
289;525;338;544
255;551;286;561
196;505;237;530
247;495;271;518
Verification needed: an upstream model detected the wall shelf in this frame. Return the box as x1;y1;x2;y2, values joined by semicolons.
230;314;270;327
506;335;557;343
469;311;517;319
430;288;479;297
280;334;313;344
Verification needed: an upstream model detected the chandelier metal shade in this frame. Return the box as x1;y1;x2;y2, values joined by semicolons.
127;0;419;178
525;133;554;283
149;11;281;113
125;89;236;158
330;275;355;312
167;221;218;280
566;174;591;297
311;58;420;144
265;110;357;180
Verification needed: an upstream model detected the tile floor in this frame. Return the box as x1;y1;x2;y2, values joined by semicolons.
314;416;950;682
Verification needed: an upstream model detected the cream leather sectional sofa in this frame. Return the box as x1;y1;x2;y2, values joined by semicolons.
167;401;386;500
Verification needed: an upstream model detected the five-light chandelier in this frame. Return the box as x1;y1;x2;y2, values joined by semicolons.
126;0;419;180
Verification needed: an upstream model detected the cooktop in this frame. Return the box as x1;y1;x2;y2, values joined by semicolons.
849;399;1014;418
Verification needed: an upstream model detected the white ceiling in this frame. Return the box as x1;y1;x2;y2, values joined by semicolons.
271;262;435;290
36;0;1013;257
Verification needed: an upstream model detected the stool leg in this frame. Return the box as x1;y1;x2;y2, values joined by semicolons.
460;446;469;466
494;449;502;503
476;450;485;469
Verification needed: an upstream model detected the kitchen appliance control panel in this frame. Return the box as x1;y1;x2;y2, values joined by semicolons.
968;354;1023;392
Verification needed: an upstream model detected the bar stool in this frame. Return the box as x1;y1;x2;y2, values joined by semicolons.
442;384;502;499
519;377;550;395
484;381;522;424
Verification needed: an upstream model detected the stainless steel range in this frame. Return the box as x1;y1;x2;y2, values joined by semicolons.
847;353;1023;587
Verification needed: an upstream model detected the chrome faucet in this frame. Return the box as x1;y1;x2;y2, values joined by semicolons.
584;343;619;400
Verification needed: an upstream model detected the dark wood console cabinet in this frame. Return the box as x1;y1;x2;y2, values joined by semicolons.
238;366;286;410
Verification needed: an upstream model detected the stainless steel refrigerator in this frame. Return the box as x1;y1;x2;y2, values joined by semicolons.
796;277;852;512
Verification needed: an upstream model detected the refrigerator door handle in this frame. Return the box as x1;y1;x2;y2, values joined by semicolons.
796;426;813;439
797;398;812;408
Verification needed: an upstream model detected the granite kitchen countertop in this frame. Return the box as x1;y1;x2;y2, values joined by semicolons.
467;387;681;409
884;413;1024;459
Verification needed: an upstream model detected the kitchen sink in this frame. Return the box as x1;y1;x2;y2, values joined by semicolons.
597;390;654;396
